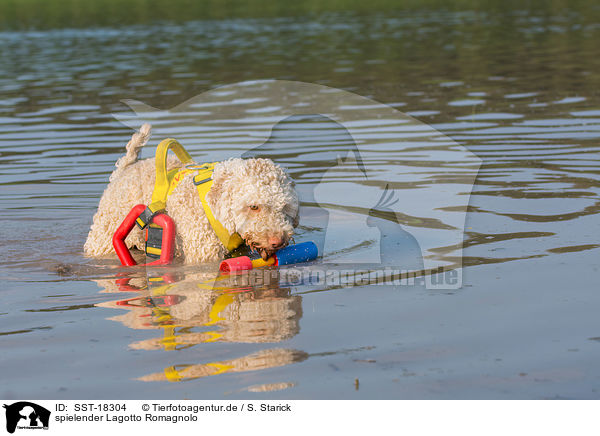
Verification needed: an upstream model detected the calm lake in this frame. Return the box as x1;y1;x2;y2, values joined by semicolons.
1;1;599;399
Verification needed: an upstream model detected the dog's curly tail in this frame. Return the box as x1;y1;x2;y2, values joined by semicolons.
110;123;152;182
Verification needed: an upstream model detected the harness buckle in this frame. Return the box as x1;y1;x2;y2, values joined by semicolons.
185;164;209;170
136;206;160;229
193;176;212;186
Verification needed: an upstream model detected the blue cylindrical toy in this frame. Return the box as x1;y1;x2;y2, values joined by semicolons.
220;241;318;272
274;241;318;266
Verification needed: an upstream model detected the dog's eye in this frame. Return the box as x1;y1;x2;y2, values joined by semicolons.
249;205;259;211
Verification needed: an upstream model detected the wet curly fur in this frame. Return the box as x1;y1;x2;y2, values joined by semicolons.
84;124;299;263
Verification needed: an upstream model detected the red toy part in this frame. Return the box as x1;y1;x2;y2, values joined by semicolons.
115;273;179;292
115;295;181;308
113;204;145;266
113;204;176;267
219;256;253;273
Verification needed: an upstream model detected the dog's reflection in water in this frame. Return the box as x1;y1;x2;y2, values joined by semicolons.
96;269;306;383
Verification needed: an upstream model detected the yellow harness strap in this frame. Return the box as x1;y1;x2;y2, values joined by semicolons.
192;165;243;252
164;362;234;382
206;293;235;326
138;138;243;252
135;138;193;228
205;362;235;375
164;365;185;382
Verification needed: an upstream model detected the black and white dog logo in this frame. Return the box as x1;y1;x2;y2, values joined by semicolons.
3;402;50;434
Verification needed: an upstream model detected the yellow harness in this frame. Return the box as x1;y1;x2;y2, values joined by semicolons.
135;138;244;252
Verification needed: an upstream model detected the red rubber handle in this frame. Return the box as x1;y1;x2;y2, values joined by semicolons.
143;213;175;266
112;205;176;267
113;204;146;266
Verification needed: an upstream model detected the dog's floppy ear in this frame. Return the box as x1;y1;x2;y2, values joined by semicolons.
283;200;300;228
206;163;233;208
205;161;237;233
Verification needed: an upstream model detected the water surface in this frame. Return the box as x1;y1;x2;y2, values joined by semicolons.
1;3;599;399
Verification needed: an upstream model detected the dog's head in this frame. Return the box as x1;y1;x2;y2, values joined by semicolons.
207;158;299;259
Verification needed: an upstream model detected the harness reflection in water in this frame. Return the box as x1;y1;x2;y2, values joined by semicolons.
95;268;306;383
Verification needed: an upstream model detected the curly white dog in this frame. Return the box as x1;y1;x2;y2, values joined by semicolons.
84;124;299;263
